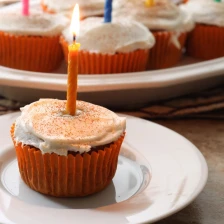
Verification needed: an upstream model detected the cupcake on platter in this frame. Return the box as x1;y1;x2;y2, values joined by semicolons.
41;0;105;19
113;0;195;69
0;12;68;72
182;0;224;60
11;99;126;197
60;17;155;74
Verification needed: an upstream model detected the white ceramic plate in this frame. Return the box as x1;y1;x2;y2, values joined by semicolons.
0;1;224;108
0;112;208;224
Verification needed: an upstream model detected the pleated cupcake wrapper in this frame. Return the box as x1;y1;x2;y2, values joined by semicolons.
148;32;187;70
60;37;69;63
0;32;63;72
60;36;149;74
41;0;55;14
186;24;224;60
11;124;124;197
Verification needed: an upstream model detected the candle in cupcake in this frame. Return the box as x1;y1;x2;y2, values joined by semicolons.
22;0;29;16
145;0;154;7
11;4;126;197
104;0;113;22
66;4;80;116
0;0;68;72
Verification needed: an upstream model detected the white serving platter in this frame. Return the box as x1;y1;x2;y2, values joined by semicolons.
0;56;224;109
0;1;224;109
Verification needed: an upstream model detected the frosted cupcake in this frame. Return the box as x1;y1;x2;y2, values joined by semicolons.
11;99;126;197
113;0;195;69
41;0;104;19
182;0;224;60
61;17;155;74
0;12;68;72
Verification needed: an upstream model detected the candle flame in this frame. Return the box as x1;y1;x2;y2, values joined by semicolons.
70;4;80;38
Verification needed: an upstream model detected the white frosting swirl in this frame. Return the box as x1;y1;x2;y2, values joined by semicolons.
181;0;224;27
14;99;126;156
62;17;155;54
112;0;194;32
0;12;69;36
42;0;104;18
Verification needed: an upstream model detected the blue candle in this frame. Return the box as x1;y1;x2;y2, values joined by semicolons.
104;0;112;23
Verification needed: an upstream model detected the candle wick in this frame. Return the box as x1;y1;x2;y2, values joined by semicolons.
73;35;76;43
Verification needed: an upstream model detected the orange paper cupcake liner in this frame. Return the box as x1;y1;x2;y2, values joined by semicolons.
0;32;63;72
186;24;224;60
148;32;187;70
60;37;149;74
11;124;124;197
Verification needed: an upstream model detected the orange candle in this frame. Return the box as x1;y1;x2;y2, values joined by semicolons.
66;4;80;116
145;0;154;7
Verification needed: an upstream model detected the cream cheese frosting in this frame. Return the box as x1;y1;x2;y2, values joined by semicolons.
180;0;224;27
0;12;69;36
62;17;155;54
14;99;126;156
42;0;104;18
112;0;194;33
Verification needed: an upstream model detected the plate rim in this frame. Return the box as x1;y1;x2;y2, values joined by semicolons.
145;131;208;223
0;112;208;224
0;57;223;93
124;114;208;223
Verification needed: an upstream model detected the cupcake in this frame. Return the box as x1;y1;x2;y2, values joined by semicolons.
41;0;105;19
11;99;126;197
113;0;195;69
182;0;224;60
61;17;155;74
0;12;68;72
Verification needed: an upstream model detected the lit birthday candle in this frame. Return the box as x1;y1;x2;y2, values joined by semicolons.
22;0;29;16
66;4;80;116
104;0;113;23
145;0;154;7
